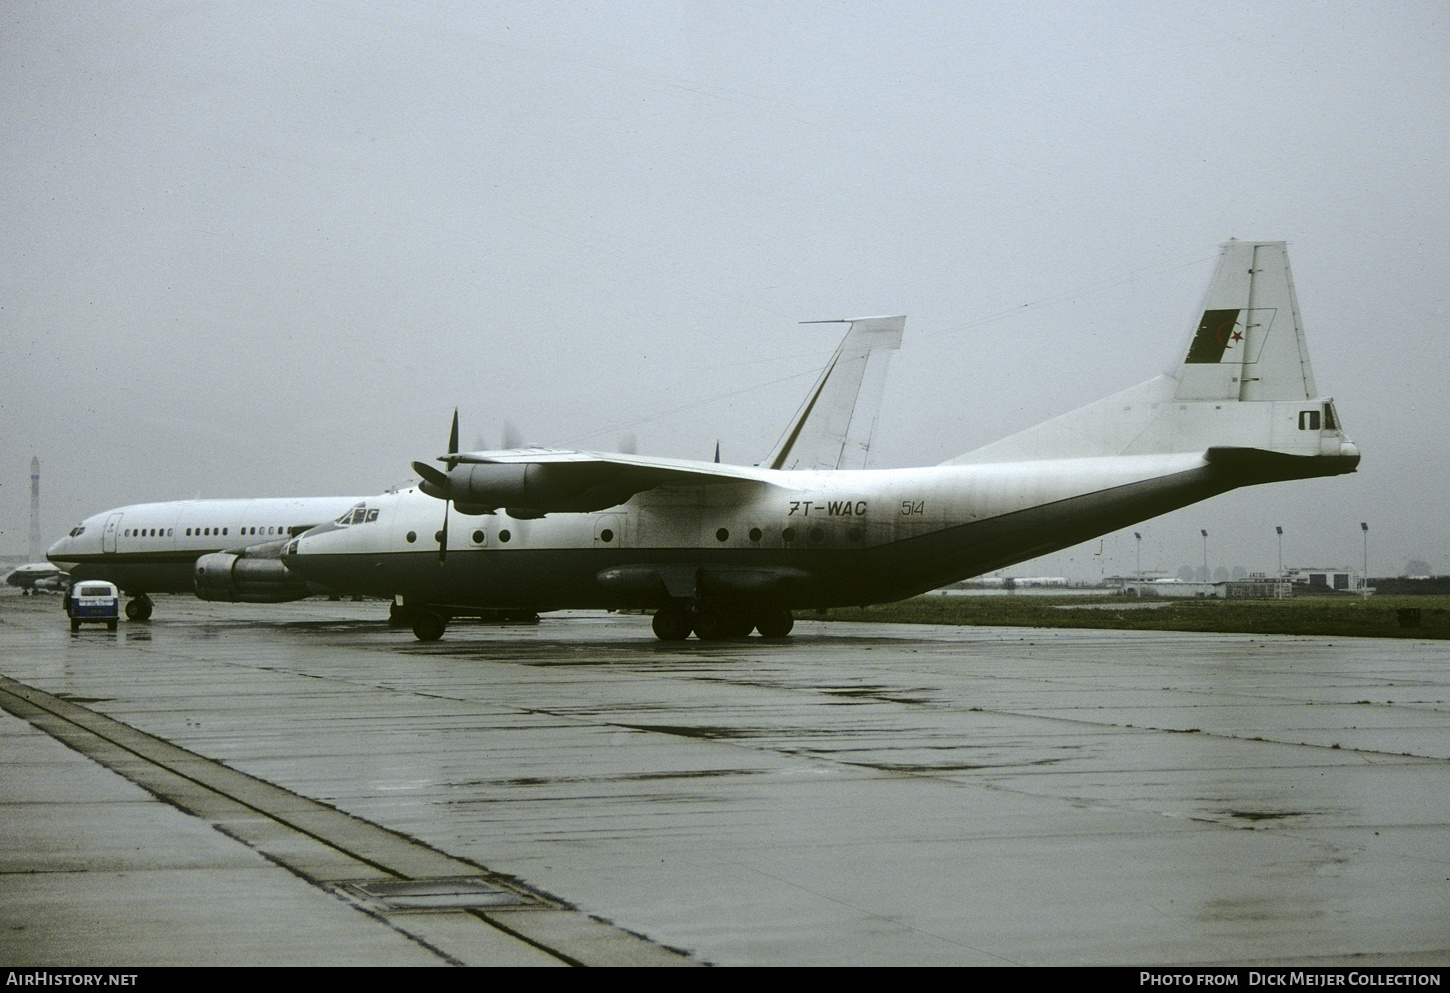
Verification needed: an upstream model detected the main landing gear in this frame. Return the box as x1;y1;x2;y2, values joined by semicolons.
650;602;793;641
391;601;541;642
124;594;153;621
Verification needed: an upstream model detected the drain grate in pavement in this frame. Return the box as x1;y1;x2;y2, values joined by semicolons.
339;876;545;911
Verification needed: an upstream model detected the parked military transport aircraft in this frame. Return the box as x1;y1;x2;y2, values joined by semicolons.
280;241;1360;641
44;317;903;621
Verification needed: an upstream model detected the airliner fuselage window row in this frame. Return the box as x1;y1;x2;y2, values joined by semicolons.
116;526;295;537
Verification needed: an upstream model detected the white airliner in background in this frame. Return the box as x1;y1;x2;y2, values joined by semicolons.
281;240;1360;642
45;316;904;622
46;497;369;619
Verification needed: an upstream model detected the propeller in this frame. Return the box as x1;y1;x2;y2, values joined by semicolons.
435;410;461;565
502;419;524;450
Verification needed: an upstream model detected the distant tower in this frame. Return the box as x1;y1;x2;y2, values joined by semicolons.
29;457;42;563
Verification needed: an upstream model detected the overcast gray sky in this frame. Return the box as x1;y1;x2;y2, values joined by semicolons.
4;0;1447;581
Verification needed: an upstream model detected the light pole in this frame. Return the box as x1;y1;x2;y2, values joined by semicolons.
1361;521;1369;594
1276;526;1283;577
1134;532;1142;580
1201;529;1208;586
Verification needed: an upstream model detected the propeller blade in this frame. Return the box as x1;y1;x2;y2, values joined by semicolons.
412;460;451;494
437;500;449;565
446;409;460;469
502;420;524;449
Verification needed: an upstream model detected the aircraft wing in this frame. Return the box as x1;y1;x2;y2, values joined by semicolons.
414;448;789;517
449;447;779;482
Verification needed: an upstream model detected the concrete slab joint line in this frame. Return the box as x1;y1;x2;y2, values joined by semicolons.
0;675;700;967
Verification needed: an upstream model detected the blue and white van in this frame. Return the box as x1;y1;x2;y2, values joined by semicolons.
65;581;120;632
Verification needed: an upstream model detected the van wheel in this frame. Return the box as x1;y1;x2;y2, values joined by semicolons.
70;619;80;632
107;620;118;632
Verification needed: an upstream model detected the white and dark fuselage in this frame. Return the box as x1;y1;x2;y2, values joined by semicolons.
285;419;1356;616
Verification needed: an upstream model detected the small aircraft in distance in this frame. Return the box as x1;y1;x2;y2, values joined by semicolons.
4;562;69;595
44;316;904;622
282;240;1360;641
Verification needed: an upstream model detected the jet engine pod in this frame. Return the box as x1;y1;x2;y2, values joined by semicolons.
194;551;312;603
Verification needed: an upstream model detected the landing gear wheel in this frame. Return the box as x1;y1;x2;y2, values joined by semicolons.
652;605;693;641
125;596;153;622
755;608;794;639
693;606;751;641
411;611;447;642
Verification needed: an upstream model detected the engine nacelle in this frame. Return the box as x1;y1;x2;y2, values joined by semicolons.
431;462;634;516
194;550;313;603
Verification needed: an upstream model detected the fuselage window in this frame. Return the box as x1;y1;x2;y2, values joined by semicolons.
1299;410;1321;430
1323;402;1339;430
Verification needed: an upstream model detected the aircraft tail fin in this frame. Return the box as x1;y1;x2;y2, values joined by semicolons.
945;242;1358;478
765;315;904;470
1174;240;1317;402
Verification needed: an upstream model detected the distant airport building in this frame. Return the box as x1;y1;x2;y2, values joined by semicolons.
1106;576;1219;598
1281;567;1364;592
1224;575;1294;599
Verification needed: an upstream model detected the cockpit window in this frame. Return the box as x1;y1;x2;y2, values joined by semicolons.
334;503;380;526
69;526;85;537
